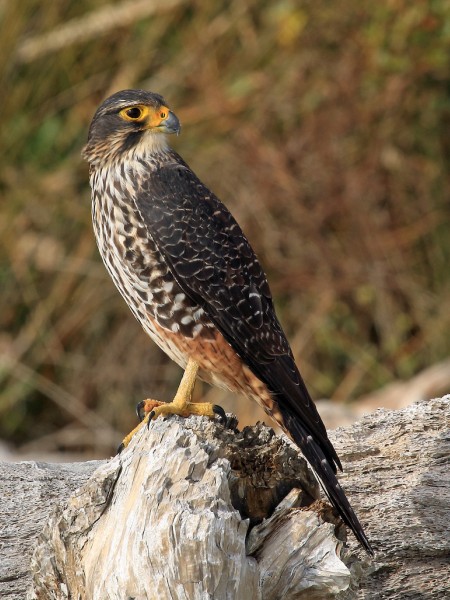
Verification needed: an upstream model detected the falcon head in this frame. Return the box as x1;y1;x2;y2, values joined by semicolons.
82;89;180;165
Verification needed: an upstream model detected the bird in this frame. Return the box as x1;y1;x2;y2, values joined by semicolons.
82;89;373;555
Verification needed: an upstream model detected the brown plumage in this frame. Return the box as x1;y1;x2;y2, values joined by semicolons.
83;89;373;554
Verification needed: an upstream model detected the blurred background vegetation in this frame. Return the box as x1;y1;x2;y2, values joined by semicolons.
0;0;449;459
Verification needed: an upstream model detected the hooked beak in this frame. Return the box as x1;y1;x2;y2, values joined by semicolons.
159;110;181;135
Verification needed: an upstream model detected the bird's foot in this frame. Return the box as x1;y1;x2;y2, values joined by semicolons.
136;399;165;422
116;399;163;453
117;398;225;454
144;398;219;422
116;358;226;454
138;395;227;423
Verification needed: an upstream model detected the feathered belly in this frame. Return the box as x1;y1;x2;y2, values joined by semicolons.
90;178;276;417
91;187;242;388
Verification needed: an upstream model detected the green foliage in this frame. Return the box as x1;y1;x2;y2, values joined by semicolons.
0;0;448;452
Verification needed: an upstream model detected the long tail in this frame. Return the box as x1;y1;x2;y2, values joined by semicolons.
279;406;374;555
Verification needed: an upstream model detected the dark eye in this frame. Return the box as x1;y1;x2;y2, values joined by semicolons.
126;107;142;119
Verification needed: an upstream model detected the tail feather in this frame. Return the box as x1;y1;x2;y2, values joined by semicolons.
281;408;374;555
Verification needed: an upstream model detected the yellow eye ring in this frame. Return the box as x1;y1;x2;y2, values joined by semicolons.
118;104;170;127
119;105;147;122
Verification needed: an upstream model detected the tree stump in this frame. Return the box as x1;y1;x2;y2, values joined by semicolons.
0;396;448;599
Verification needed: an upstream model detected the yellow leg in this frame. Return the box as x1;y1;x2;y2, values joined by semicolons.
118;358;221;452
161;357;200;414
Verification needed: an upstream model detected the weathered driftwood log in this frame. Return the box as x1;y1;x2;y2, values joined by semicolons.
0;396;448;599
27;418;351;600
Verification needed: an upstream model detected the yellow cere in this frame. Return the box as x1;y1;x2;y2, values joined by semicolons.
119;104;170;128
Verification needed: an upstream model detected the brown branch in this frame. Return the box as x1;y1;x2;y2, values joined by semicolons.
15;0;185;64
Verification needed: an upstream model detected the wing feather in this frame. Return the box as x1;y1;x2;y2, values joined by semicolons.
134;155;338;465
132;154;373;554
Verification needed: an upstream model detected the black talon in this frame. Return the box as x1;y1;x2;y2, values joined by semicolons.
116;442;125;455
213;404;227;422
146;410;155;429
213;407;238;430
136;400;146;421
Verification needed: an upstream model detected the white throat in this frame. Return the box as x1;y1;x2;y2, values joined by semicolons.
132;129;170;157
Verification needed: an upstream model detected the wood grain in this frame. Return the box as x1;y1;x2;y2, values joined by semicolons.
0;396;448;599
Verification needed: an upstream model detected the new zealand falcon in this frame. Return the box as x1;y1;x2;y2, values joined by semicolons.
82;89;373;554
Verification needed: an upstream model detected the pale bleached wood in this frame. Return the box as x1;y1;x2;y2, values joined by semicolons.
27;417;351;600
330;395;450;600
0;396;448;599
0;460;101;599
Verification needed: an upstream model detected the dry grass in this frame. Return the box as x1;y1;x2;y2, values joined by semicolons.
0;0;449;456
